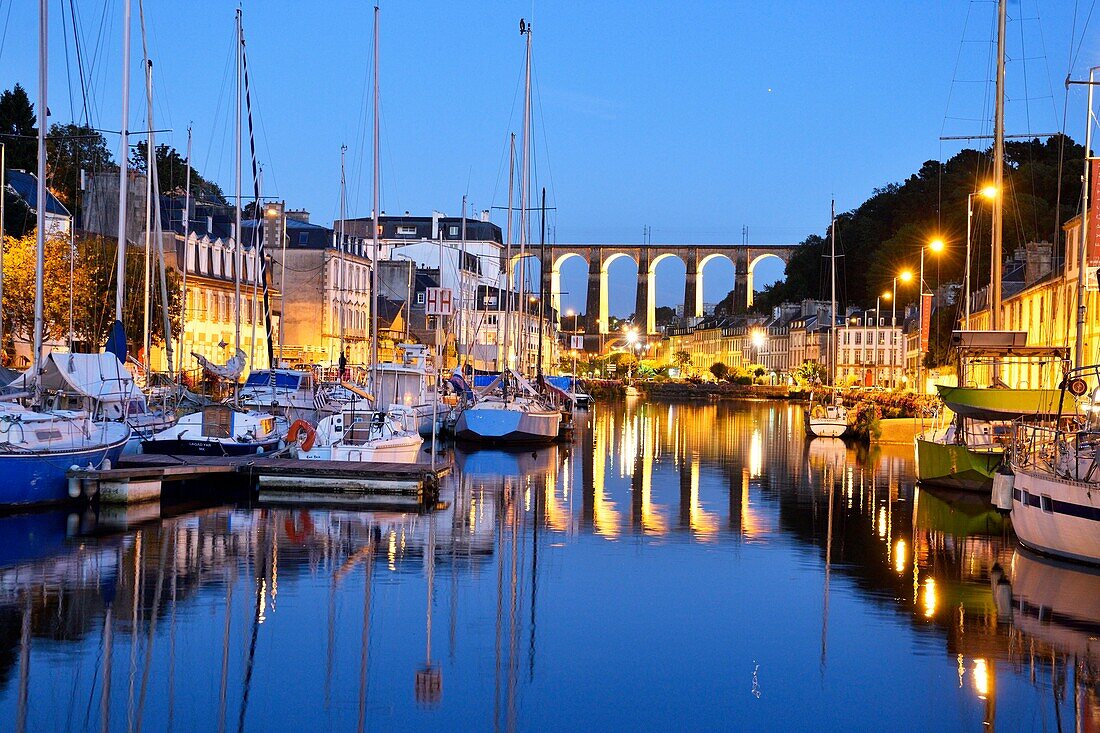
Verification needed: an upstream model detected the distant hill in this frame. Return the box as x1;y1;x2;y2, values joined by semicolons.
720;134;1085;315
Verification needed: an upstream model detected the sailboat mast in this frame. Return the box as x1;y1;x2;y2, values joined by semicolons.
115;0;131;324
991;0;1006;332
537;187;546;376
829;200;837;386
178;126;191;376
142;56;153;370
370;4;380;392
502;134;515;374
519;19;532;374
339;145;347;360
460;194;468;370
234;8;243;358
1078;71;1097;368
32;0;46;382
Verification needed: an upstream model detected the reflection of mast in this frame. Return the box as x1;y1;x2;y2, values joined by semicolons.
168;527;178;732
529;470;540;680
494;477;505;733
416;511;442;704
820;463;834;673
218;564;236;733
127;532;144;733
15;589;30;733
101;547;120;733
357;540;375;733
507;479;519;733
136;534;170;733
238;515;270;732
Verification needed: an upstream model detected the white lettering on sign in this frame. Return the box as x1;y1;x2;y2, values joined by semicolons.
425;287;454;315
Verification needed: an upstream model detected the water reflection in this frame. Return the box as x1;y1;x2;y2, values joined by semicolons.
0;400;1091;731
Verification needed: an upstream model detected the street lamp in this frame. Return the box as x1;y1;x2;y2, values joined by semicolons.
625;328;639;380
877;290;891;387
892;270;914;389
965;185;997;328
918;239;946;394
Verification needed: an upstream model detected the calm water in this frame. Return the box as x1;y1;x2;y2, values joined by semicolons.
0;399;1094;732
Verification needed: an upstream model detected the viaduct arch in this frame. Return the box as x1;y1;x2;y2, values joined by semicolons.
541;244;795;337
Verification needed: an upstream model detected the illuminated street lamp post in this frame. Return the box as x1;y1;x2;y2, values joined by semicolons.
876;290;890;387
894;270;913;389
625;327;639;380
964;185;997;329
918;239;945;393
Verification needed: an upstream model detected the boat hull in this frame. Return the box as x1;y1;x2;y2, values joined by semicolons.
0;437;128;507
302;437;423;464
914;436;1002;491
142;437;282;457
454;406;561;445
807;417;847;438
1011;468;1100;565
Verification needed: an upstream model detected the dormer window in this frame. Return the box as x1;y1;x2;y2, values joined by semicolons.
397;225;416;236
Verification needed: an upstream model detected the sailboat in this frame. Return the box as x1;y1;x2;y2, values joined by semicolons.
0;1;130;506
453;19;561;446
806;201;847;438
916;0;1067;491
144;8;284;456
289;6;422;463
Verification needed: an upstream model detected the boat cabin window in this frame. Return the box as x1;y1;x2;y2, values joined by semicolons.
35;429;63;442
202;405;234;438
259;417;275;435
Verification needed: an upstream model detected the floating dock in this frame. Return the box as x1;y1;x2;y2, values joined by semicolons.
69;454;450;508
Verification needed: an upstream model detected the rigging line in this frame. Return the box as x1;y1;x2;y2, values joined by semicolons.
1017;0;1041;243
940;0;981;137
349;16;374;216
60;0;77;123
82;0;112;126
201;27;236;203
1070;0;1098;71
532;63;558;218
68;0;91;125
0;0;12;67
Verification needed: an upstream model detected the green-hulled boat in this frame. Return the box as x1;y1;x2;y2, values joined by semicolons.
915;332;1069;492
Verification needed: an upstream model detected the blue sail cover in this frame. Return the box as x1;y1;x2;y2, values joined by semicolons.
104;320;127;363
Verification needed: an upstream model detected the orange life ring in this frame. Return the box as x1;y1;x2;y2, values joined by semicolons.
284;511;315;543
287;419;317;452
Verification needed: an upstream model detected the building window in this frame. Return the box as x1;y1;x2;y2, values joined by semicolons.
449;225;459;237
397;225;417;236
298;232;308;246
416;292;425;305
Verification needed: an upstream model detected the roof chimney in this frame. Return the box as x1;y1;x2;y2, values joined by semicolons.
480;209;490;222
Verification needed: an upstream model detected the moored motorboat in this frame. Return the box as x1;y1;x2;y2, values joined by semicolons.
143;404;283;456
293;407;423;463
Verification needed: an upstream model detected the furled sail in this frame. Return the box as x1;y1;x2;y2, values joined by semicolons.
193;348;247;381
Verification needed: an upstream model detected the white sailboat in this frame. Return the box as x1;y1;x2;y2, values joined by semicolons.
453;19;561;446
806;201;847;438
0;1;130;506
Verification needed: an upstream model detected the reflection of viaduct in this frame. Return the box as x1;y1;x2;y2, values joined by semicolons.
540;243;796;335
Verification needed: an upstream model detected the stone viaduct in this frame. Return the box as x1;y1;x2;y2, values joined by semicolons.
537;244;796;335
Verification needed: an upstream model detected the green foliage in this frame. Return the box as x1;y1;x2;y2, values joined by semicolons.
792;360;827;386
0;83;37;171
709;361;729;381
132;141;227;204
47;123;117;219
734;136;1084;313
672;350;692;369
654;305;677;325
846;400;883;442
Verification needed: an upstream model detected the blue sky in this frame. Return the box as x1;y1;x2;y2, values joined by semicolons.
1;0;1093;316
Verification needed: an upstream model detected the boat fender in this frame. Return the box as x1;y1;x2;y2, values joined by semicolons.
991;469;1014;512
286;419;317;452
68;464;82;498
811;405;826;419
284;511;314;543
990;564;1013;623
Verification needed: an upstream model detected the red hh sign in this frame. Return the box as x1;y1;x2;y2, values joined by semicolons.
425;287;454;316
1089;159;1100;280
920;292;933;351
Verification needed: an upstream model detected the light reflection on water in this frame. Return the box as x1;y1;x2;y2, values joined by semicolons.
0;399;1094;731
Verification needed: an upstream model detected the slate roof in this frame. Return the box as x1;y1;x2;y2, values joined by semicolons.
6;169;70;217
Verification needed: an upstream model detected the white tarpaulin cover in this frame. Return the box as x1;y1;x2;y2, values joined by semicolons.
8;352;142;402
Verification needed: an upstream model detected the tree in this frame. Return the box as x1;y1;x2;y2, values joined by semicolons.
673;350;692;371
792;360;827;386
47;123;117;219
709;361;729;381
654;305;677;326
132;141;227;203
0;83;37;171
1;230;93;348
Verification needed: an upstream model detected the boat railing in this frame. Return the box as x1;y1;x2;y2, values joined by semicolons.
1012;421;1100;483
